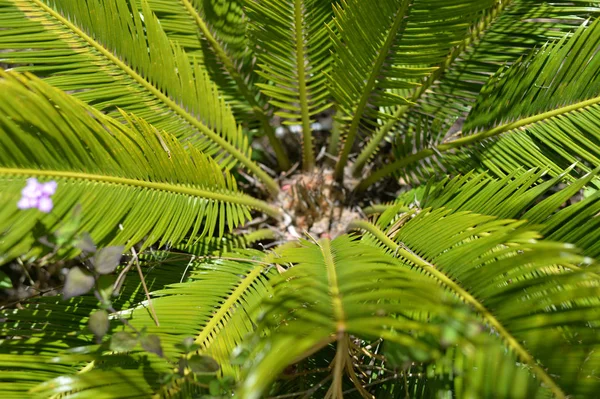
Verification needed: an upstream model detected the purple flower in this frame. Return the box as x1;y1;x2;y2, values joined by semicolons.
17;178;57;213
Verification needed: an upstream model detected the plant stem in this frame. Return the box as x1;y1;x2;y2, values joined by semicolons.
334;1;411;180
1;167;282;218
131;247;159;327
295;0;315;171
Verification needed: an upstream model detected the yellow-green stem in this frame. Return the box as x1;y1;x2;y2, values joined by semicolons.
319;239;346;332
195;264;265;346
295;0;315;170
1;167;281;218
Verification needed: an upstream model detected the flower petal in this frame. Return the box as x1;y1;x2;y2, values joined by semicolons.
41;181;58;196
17;197;33;210
22;178;42;198
37;197;53;213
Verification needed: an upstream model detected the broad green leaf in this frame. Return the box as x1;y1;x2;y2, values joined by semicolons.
140;334;164;358
88;310;110;339
188;355;220;374
110;332;138;352
63;267;95;300
93;246;124;275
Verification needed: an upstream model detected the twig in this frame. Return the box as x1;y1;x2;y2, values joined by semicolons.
113;256;135;295
278;367;331;380
93;290;139;334
131;247;160;327
0;286;63;310
341;374;401;395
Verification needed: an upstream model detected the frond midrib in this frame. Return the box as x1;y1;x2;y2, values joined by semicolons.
27;0;279;194
294;0;315;170
353;0;510;175
194;263;266;348
318;239;346;333
0;167;281;218
334;0;412;179
350;219;567;398
358;94;600;190
179;0;290;171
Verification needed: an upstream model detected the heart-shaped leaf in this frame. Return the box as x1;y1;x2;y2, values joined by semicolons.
175;336;201;354
110;331;138;352
88;310;109;339
188;355;220;374
75;233;97;253
93;246;124;274
96;275;116;302
63;267;95;300
141;334;164;358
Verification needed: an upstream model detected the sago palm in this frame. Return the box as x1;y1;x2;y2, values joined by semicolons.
0;0;599;398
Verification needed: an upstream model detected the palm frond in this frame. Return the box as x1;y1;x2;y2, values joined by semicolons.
245;0;334;170
143;0;291;169
0;0;280;191
355;0;600;176
352;208;600;398
361;18;600;189
0;72;278;263
372;334;551;399
238;235;475;398
330;0;496;178
369;167;600;257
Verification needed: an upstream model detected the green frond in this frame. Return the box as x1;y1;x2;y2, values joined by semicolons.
361;19;600;189
142;0;291;169
117;250;275;377
238;236;472;398
0;0;280;191
245;0;334;169
330;0;496;177
141;0;251;110
155;0;248;59
528;181;600;258
370;167;600;257
372;334;551;399
353;208;600;398
355;0;600;177
0;72;279;263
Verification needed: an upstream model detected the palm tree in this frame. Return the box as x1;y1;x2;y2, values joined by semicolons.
0;0;599;397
